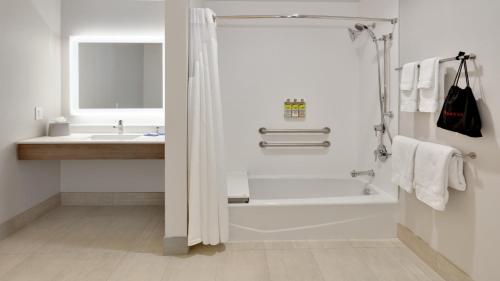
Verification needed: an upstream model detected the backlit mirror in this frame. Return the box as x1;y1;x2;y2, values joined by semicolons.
70;37;164;114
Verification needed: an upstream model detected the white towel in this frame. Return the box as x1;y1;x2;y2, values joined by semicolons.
400;62;419;112
417;57;442;112
448;155;467;191
391;136;420;193
414;142;465;211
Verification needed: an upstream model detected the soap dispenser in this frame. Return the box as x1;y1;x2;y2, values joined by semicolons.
298;99;306;118
284;99;292;119
292;99;299;118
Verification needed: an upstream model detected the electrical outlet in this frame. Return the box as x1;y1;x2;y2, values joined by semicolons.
34;107;44;120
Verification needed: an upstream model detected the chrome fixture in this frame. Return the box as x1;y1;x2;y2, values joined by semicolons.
214;14;398;24
453;152;477;159
113;120;124;135
259;141;331;148
395;53;477;71
348;23;378;42
374;144;391;162
351;169;375;178
348;22;394;162
373;124;385;136
363;188;374;195
381;33;393;119
259;127;331;134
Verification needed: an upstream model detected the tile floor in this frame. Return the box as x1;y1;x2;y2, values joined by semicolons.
0;206;445;281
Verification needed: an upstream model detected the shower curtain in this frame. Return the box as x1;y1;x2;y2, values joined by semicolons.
187;8;229;246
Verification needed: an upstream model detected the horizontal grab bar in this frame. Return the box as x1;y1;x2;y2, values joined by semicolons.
259;141;331;148
259;127;331;134
453;152;477;159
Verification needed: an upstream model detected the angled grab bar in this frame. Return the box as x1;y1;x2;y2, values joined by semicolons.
259;141;331;148
258;127;331;134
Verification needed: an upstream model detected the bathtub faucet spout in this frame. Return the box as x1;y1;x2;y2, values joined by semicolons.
351;169;375;178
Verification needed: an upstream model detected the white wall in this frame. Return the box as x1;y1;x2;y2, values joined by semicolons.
164;0;190;248
61;160;164;192
60;0;165;194
207;1;361;177
399;1;500;280
0;0;62;224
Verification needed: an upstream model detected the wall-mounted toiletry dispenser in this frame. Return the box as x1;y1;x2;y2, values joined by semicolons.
284;98;306;120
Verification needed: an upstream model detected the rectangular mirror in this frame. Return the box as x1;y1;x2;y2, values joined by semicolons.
70;37;164;114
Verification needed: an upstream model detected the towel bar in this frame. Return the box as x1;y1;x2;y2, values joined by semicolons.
395;53;476;71
259;141;331;148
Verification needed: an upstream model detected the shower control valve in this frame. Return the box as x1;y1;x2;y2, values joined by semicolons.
373;124;385;137
374;144;391;162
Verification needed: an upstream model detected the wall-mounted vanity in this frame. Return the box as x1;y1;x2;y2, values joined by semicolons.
17;134;164;160
18;36;165;160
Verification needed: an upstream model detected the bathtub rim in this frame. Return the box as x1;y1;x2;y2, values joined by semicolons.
229;174;398;207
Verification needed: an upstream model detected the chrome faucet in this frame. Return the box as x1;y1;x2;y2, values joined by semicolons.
113;120;124;135
351;169;375;178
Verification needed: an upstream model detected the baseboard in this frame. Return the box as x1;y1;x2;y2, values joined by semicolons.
397;224;473;281
61;192;164;206
0;194;61;240
164;236;189;255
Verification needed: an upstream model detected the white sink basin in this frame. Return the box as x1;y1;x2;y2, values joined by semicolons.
90;134;141;141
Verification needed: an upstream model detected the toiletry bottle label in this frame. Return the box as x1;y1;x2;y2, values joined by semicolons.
298;99;306;118
292;99;299;118
284;99;292;119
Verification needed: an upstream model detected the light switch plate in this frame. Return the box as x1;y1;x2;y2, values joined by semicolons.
35;107;43;120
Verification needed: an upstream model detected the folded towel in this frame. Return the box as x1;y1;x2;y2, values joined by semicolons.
401;62;418;91
391;136;420;193
448;154;466;191
400;62;419;112
417;57;442;112
414;142;464;211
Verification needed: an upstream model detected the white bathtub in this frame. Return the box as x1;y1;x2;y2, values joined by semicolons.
228;176;399;241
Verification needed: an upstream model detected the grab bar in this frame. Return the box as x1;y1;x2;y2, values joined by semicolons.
453;152;477;159
259;127;331;134
259;141;331;148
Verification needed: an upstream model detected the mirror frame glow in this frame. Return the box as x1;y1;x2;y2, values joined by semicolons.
69;36;165;116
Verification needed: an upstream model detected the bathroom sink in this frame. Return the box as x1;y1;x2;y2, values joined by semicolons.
90;134;141;141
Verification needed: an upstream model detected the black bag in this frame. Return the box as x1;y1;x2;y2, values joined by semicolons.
437;56;482;137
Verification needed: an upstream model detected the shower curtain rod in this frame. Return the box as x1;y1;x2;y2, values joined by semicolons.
213;14;398;24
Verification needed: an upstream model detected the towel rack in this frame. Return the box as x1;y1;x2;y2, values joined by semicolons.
453;152;477;159
259;127;331;134
395;52;476;71
259;141;331;148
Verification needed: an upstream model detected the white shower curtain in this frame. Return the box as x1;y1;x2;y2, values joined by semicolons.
187;8;229;246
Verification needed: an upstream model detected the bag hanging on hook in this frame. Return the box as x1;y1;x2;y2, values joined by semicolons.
437;55;482;137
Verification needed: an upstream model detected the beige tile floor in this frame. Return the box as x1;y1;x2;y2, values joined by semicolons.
0;206;445;281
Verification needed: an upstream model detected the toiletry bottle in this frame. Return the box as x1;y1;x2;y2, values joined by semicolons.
298;99;306;118
292;99;299;118
284;99;292;119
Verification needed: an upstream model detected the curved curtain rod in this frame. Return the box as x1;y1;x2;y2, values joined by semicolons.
213;14;398;24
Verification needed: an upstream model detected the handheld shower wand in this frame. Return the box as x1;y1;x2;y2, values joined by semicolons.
348;23;393;162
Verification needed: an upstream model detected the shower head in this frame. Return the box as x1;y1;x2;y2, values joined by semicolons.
348;23;377;42
348;27;362;42
354;23;367;31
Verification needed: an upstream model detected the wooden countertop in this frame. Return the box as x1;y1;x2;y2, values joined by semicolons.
17;134;165;160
